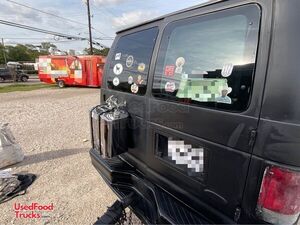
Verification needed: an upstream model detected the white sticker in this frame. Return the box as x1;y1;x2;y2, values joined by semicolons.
113;63;123;75
221;63;234;77
216;84;232;104
175;67;183;74
176;57;185;67
126;55;134;68
175;57;185;74
181;73;188;79
128;76;133;84
115;53;121;60
113;77;120;86
131;83;139;94
165;82;176;93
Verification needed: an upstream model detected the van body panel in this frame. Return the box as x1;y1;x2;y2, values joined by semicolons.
100;0;271;221
253;0;300;167
90;0;300;224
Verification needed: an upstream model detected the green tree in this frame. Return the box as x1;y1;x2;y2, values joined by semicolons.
40;42;57;51
0;44;6;65
84;47;110;56
0;43;57;64
6;45;31;62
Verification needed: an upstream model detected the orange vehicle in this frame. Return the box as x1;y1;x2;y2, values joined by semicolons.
38;55;105;88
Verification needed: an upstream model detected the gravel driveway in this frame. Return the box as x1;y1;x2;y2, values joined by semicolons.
0;88;117;224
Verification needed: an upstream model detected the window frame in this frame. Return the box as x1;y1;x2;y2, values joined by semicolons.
151;4;262;112
106;26;159;96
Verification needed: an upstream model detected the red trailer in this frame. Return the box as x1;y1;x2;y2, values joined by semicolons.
38;55;105;88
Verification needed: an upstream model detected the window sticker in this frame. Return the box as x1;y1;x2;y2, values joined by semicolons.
165;82;176;93
113;77;120;86
115;53;121;60
138;63;146;72
131;83;139;94
126;55;134;68
113;63;123;75
128;76;133;84
137;75;144;85
221;63;234;77
164;65;175;77
215;85;232;104
175;57;185;74
176;78;232;104
181;73;188;79
168;140;204;173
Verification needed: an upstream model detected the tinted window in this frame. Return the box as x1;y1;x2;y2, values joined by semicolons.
107;27;159;95
153;5;260;111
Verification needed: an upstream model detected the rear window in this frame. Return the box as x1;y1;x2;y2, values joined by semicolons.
152;5;260;111
107;27;159;95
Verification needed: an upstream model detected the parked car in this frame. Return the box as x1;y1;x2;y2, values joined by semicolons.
90;0;300;225
0;68;29;82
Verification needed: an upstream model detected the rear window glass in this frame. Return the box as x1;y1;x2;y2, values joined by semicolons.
107;27;159;95
152;5;260;111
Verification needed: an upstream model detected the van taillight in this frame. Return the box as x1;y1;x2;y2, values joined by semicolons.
257;166;300;224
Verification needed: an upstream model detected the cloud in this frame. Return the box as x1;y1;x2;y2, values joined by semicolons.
112;10;159;29
92;0;126;6
0;1;43;23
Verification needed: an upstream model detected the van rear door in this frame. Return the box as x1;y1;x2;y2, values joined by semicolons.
101;0;273;221
145;2;271;220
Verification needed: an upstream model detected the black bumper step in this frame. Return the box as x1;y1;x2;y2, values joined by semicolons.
90;149;211;224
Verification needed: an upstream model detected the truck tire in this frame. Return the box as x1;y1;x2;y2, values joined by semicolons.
57;80;65;88
20;76;28;82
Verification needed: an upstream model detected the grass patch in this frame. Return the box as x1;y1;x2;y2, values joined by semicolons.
0;83;56;93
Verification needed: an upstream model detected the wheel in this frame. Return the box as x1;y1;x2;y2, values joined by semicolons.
20;76;28;82
0;77;4;82
57;80;65;88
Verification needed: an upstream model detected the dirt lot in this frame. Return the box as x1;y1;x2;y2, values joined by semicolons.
0;88;117;224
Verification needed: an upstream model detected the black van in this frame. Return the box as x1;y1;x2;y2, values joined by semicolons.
89;0;300;224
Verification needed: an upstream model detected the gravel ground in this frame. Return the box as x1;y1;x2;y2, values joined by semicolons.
0;88;118;225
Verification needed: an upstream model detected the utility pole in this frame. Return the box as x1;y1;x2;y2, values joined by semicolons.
86;0;93;55
1;38;7;65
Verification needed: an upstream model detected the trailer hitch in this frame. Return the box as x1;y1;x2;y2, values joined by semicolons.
93;192;136;225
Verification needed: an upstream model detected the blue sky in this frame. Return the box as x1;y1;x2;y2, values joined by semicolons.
0;0;208;52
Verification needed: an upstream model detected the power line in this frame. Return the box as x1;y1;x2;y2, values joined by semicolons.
1;37;114;41
6;0;89;28
5;0;113;39
0;20;86;40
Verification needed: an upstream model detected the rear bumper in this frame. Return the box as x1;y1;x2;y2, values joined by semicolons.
90;148;212;224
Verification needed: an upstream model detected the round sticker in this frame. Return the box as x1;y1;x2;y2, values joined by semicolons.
138;63;146;72
165;82;176;93
176;57;185;67
128;76;133;84
131;83;139;94
113;63;123;75
113;77;120;86
126;55;134;68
